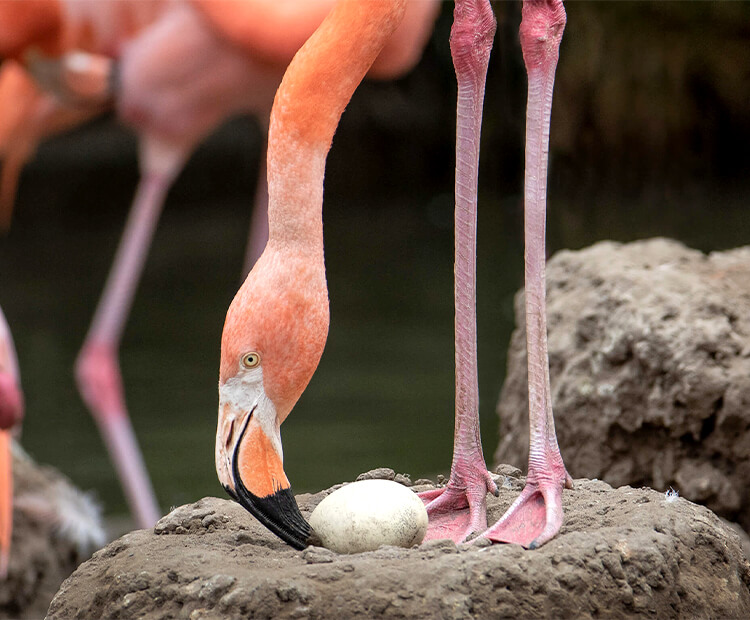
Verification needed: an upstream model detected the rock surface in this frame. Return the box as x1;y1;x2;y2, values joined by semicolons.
496;239;750;534
48;468;750;619
1;444;105;619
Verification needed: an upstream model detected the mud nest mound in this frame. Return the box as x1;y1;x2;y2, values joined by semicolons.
48;467;750;619
496;238;750;534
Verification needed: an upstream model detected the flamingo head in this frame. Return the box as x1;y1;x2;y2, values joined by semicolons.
216;253;328;549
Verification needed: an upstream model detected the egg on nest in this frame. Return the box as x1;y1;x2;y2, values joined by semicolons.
309;479;428;554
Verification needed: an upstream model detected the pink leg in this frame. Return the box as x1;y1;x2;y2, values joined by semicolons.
75;140;182;528
481;0;572;549
418;0;498;543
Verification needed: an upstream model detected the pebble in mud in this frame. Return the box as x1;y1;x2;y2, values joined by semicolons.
308;479;428;554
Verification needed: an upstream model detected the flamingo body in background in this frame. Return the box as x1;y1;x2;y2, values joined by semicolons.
216;0;571;550
0;0;438;529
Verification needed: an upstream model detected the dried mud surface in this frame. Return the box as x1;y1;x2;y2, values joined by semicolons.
496;239;750;534
48;467;750;619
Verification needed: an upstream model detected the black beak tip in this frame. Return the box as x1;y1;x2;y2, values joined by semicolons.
228;416;313;549
229;476;313;550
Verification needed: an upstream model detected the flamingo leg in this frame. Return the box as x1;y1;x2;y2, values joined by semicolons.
74;140;183;529
0;430;11;578
480;0;572;549
418;0;498;543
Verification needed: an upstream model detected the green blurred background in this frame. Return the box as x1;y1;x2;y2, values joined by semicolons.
1;1;748;519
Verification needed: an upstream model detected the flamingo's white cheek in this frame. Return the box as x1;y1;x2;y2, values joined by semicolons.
309;479;428;554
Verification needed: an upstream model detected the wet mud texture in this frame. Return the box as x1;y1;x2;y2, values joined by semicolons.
1;445;104;619
496;239;750;536
48;467;750;619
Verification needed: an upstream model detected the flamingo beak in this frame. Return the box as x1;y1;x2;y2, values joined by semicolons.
217;400;311;550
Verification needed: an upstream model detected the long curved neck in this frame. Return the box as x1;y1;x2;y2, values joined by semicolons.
265;0;406;253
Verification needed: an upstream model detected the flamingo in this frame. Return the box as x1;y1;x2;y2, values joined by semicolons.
0;61;104;230
0;0;438;529
216;0;571;550
215;0;410;549
0;304;24;577
418;0;572;548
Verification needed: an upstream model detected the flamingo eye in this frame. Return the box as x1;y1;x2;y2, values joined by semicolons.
240;352;261;369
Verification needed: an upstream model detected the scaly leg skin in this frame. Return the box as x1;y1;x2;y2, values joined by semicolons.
480;0;572;550
418;0;498;543
74;139;181;529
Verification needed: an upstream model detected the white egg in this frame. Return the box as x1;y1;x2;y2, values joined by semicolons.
309;479;428;554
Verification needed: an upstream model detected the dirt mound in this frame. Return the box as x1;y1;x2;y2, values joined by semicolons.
496;239;750;534
48;468;750;619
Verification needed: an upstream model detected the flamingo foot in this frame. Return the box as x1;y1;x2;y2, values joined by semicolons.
418;464;498;543
480;468;573;549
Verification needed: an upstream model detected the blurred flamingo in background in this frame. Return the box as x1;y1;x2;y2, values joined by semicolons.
0;304;24;577
215;0;572;550
0;61;103;230
1;305;105;589
0;0;439;529
214;0;410;549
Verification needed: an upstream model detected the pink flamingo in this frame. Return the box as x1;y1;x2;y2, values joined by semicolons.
0;304;24;576
215;0;412;549
216;0;571;550
0;0;438;529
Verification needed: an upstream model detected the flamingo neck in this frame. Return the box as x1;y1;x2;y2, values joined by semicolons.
265;0;406;252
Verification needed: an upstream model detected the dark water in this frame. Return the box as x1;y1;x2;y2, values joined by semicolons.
1;1;748;518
